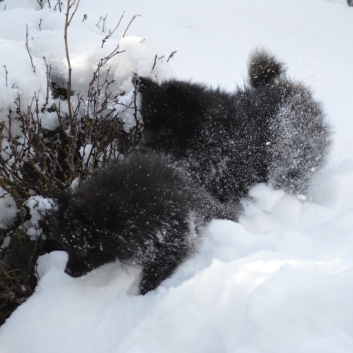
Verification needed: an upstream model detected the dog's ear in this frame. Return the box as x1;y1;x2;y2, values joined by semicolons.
137;76;159;94
52;188;69;208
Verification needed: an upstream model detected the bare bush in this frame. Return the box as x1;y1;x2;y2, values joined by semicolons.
0;1;143;325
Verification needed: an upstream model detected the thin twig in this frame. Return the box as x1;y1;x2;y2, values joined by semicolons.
122;14;141;37
102;15;107;33
67;0;80;27
167;50;177;62
25;24;35;74
132;72;140;145
101;11;125;48
96;16;102;28
41;57;51;113
64;0;75;134
150;55;157;73
3;66;8;87
54;0;62;12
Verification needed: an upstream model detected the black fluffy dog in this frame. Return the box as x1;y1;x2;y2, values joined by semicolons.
54;152;234;294
138;49;331;204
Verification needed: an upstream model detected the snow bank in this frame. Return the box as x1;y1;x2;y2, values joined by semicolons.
0;1;173;135
1;171;353;353
24;196;55;239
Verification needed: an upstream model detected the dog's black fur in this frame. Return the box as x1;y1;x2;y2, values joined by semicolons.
54;151;234;294
138;49;331;204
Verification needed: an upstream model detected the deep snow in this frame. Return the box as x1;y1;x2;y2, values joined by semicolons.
0;0;353;352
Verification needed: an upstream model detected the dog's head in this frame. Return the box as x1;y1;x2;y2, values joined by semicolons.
138;77;207;157
53;189;118;277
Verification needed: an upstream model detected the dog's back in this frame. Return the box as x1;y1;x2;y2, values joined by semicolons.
139;49;331;203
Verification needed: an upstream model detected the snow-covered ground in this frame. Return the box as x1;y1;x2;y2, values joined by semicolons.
1;0;353;352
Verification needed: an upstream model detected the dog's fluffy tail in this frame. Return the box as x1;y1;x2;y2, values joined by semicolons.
248;49;286;88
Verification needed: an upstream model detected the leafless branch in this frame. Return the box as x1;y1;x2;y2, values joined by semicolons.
167;50;177;62
3;66;8;87
41;57;51;112
101;11;125;48
102;15;107;33
96;16;102;28
25;24;35;74
54;0;62;12
150;54;157;73
67;0;81;27
122;14;141;37
64;0;76;135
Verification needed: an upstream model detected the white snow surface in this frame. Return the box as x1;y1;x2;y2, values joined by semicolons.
0;0;353;352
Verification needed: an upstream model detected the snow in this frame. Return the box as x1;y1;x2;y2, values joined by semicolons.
24;196;54;239
0;0;353;352
0;187;17;229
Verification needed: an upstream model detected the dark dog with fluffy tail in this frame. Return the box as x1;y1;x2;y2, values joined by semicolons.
138;49;331;204
54;152;234;294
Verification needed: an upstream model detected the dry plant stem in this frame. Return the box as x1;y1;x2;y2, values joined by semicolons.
102;15;107;32
67;0;81;26
151;55;157;73
25;25;36;74
41;57;52;113
88;47;125;88
122;14;141;37
132;73;140;145
64;0;81;138
3;66;8;87
54;0;62;12
64;1;76;135
96;17;102;28
101;10;125;48
167;50;177;62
